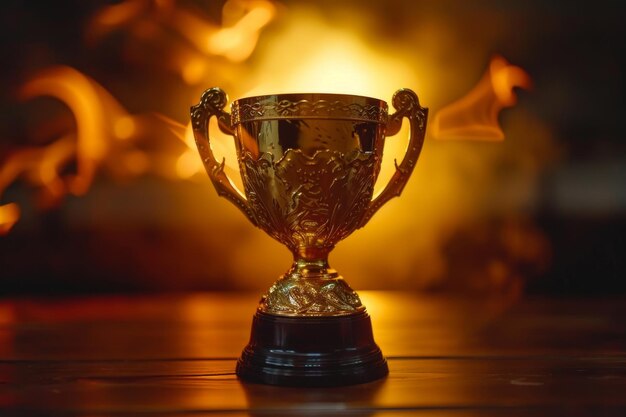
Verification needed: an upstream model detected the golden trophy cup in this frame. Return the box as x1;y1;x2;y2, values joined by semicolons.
191;87;427;386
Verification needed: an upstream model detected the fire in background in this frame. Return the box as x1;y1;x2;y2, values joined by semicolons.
1;0;623;295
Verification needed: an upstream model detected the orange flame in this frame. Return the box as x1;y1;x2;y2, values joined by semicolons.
2;1;550;295
0;67;131;232
0;133;77;234
0;203;20;235
0;67;202;232
87;0;277;83
19;66;132;196
431;55;532;141
173;0;276;63
1;0;276;233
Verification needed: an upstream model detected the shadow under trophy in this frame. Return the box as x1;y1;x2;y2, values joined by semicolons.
191;87;427;386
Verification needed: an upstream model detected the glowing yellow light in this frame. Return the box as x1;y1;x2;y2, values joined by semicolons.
245;20;415;98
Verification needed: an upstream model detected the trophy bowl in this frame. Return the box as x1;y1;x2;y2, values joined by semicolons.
191;87;427;386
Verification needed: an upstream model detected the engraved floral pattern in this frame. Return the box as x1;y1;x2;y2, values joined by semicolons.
239;148;380;254
233;99;388;124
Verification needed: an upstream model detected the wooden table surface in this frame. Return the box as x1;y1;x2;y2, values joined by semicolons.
0;291;625;416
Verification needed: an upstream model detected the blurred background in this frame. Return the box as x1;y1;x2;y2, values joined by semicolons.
0;0;624;297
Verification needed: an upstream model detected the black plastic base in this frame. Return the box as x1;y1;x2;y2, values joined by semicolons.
236;310;388;386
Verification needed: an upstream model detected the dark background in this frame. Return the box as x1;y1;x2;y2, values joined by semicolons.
1;0;625;296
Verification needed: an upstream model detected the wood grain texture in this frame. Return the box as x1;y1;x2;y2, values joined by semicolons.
0;292;625;415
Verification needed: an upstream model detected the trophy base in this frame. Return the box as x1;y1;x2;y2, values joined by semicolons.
236;310;388;386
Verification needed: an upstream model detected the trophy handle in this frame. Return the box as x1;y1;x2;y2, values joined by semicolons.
360;89;428;227
191;87;258;226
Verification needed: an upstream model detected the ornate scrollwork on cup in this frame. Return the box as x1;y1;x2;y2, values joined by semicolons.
232;99;388;124
239;148;380;254
191;87;227;131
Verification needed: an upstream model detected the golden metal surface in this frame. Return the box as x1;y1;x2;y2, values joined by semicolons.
192;88;427;316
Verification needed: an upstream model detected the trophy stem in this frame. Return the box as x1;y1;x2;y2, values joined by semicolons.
257;249;366;316
287;255;337;280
